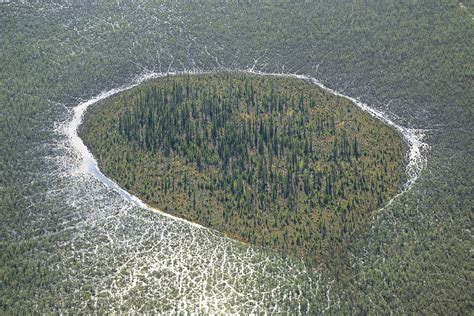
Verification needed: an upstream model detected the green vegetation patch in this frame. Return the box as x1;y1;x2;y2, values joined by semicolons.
80;73;406;263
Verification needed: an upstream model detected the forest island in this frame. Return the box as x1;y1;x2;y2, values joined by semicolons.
80;73;406;263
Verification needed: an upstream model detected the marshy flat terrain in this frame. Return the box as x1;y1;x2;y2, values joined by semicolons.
1;1;471;313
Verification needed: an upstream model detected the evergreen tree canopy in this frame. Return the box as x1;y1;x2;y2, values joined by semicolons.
81;73;406;263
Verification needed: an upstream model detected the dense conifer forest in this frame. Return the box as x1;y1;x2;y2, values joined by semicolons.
81;73;406;262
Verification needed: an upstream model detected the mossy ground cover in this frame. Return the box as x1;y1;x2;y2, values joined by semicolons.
80;73;406;263
2;1;472;312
